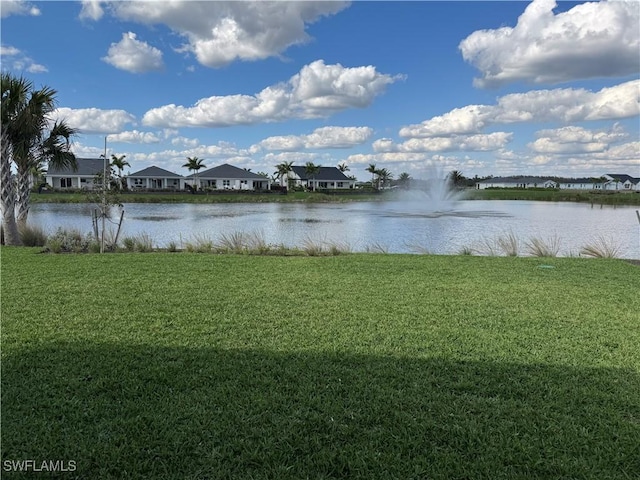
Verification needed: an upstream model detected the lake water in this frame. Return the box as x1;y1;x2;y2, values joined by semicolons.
28;200;640;258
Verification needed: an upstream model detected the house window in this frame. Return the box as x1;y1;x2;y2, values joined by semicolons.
134;179;143;185
240;180;247;185
337;182;344;188
60;178;73;188
223;180;230;188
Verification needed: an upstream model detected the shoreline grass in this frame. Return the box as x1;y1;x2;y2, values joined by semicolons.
30;189;640;206
2;248;639;479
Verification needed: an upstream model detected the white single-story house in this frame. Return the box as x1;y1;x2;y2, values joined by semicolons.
187;163;271;191
556;178;601;190
476;177;557;190
603;174;640;191
289;166;356;190
46;158;106;190
127;166;184;190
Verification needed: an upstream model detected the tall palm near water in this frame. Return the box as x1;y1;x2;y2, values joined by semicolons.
338;162;350;173
1;73;77;240
366;163;378;190
448;170;464;187
304;162;321;191
398;172;412;189
183;156;206;191
111;154;130;190
376;168;393;189
274;161;293;191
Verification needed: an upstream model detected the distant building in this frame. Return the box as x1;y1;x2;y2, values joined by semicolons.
46;158;105;190
475;176;557;190
187;163;271;191
603;174;640;191
289;166;356;190
476;174;640;191
127;166;184;190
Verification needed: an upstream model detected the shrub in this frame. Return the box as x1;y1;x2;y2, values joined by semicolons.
216;232;246;254
134;234;154;253
19;224;48;247
185;234;214;253
167;241;178;253
44;228;92;253
302;236;325;256
122;236;136;252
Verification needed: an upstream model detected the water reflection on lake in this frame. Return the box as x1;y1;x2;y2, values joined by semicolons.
29;200;640;258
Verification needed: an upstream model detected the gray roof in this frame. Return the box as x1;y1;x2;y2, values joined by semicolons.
291;166;352;181
605;174;640;184
47;158;105;176
557;177;597;184
129;166;183;178
478;176;556;184
196;163;268;180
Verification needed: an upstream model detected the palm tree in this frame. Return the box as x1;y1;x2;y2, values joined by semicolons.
183;156;206;191
376;168;393;189
274;161;293;192
337;162;350;173
398;172;412;189
448;170;465;187
1;73;77;233
304;161;321;191
1;129;20;245
110;154;130;190
366;163;377;190
30;161;47;188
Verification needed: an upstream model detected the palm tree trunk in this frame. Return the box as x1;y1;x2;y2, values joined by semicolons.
15;165;32;228
0;133;22;245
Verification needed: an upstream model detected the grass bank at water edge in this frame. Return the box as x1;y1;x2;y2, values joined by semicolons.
30;189;640;205
1;248;639;479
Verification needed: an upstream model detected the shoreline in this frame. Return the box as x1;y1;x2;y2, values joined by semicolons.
30;189;640;206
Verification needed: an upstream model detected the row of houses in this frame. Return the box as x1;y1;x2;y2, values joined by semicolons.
475;174;640;191
45;160;356;191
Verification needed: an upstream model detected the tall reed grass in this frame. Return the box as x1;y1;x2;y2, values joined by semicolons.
525;235;561;257
579;235;623;258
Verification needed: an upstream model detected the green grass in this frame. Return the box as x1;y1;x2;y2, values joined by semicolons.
31;190;381;204
31;189;640;206
2;248;639;479
467;188;640;205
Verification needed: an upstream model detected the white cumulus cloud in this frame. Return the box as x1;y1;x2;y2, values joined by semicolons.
257;126;373;151
102;32;164;73
79;0;103;21
107;130;161;144
390;132;512;153
459;0;640;87
88;1;349;68
1;0;40;18
528;125;630;154
0;44;47;73
400;80;640;138
142;60;400;128
54;107;136;134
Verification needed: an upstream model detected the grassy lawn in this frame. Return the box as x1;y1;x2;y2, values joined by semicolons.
466;188;640;205
30;190;381;204
31;189;640;206
1;248;639;479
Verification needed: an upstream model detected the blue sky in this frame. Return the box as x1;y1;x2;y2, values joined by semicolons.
1;0;638;181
